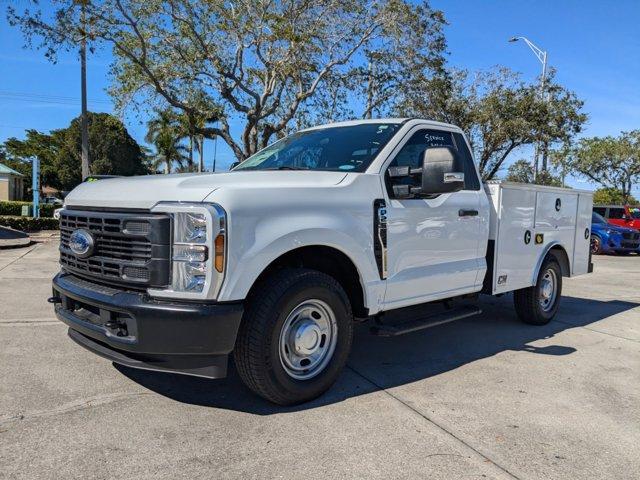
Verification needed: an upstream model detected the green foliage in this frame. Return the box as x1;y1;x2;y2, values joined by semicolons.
567;130;640;203
57;113;149;187
2;129;61;190
0;201;56;217
8;0;447;161
145;109;189;173
2;112;148;191
593;188;638;205
397;68;587;180
505;159;563;186
0;216;59;231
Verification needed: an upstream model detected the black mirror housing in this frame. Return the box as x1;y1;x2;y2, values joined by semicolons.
421;146;465;195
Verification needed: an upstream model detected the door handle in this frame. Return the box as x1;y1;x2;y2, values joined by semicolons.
458;209;478;217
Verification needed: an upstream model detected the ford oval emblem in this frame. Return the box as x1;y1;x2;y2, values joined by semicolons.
69;229;95;258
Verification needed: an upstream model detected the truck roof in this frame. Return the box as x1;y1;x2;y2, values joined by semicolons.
301;118;463;133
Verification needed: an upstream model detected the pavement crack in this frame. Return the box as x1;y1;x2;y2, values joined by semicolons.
552;319;640;344
346;365;522;480
0;319;61;326
0;392;152;428
0;244;40;273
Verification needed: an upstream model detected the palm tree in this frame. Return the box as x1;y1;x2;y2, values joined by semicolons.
145;109;187;174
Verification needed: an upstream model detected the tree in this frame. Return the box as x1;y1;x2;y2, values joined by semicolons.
396;68;587;180
593;187;637;205
568;130;640;203
8;0;447;162
145;109;188;173
505;159;562;186
3;130;61;189
3;113;147;191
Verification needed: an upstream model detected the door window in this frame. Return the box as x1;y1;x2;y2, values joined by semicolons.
387;129;480;196
609;207;626;219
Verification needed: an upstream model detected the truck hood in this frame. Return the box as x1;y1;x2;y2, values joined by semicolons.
64;171;348;210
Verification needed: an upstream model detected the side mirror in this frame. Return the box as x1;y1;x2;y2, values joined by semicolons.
229;161;241;170
388;146;465;198
421;146;464;195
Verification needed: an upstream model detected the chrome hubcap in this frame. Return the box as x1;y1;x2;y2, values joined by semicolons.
538;268;558;312
279;299;337;380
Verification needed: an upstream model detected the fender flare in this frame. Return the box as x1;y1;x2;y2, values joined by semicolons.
531;241;571;284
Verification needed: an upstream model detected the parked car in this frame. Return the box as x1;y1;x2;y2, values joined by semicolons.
42;196;64;206
593;204;640;230
591;211;640;254
50;119;594;405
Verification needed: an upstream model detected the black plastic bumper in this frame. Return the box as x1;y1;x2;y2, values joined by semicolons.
52;272;243;378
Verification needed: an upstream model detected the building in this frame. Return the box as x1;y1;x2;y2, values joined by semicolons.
0;163;25;201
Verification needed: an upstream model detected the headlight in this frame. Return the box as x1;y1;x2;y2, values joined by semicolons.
148;202;226;299
172;212;208;292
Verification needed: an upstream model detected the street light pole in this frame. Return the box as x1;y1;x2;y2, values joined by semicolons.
509;36;549;178
80;1;90;180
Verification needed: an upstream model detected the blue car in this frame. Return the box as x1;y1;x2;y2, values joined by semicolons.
591;212;640;255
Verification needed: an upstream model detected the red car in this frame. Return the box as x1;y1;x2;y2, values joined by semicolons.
593;205;640;230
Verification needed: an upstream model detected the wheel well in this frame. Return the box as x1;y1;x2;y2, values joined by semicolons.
247;246;368;318
548;245;570;277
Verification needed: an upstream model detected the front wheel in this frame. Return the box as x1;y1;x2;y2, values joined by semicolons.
234;268;353;405
590;235;602;255
513;257;562;325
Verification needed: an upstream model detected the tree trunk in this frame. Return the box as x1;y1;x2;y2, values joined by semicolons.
198;136;204;172
188;135;194;171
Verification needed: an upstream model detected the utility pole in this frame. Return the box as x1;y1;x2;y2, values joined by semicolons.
509;36;549;178
80;1;90;180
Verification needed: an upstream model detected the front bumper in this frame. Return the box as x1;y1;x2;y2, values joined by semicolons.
602;234;640;253
52;272;243;378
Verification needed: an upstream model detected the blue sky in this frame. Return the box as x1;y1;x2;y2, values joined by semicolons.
1;0;639;192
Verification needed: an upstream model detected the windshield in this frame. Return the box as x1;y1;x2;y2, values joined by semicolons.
592;212;607;224
233;123;401;172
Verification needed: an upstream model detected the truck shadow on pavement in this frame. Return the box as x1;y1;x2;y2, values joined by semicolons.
115;294;639;415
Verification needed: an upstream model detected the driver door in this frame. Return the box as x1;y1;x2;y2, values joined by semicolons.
381;128;488;310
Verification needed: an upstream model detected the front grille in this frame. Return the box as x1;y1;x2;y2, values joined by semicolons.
60;209;171;289
622;232;640;240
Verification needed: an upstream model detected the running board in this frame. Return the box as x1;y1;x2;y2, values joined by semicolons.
370;305;482;337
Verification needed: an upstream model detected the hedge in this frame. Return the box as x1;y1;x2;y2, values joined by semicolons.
0;216;59;232
0;201;57;218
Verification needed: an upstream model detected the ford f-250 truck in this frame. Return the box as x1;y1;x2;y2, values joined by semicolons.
51;119;593;405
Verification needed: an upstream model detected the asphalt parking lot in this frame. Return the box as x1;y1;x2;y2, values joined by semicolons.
1;235;639;480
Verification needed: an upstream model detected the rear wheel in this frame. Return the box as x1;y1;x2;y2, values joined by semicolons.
234;268;353;405
590;235;602;255
514;257;562;325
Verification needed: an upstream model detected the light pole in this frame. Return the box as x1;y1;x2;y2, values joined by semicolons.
509;36;548;177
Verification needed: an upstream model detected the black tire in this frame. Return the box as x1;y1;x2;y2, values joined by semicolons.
513;257;562;325
590;235;602;255
234;268;353;405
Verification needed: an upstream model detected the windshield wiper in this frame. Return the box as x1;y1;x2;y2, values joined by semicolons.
266;166;310;171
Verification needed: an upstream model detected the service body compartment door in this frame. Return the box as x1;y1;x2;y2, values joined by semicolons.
492;186;537;294
534;192;578;230
572;193;593;275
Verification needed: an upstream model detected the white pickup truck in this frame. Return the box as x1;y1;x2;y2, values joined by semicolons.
51;119;593;405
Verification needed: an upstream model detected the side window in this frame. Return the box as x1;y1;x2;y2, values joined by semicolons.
609;208;625;219
389;129;455;170
453;132;481;190
593;207;606;216
387;129;480;194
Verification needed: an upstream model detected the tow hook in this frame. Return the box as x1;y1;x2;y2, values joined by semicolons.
105;320;128;337
48;296;62;304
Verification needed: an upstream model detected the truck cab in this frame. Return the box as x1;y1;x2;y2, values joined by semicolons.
51;119;593;405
